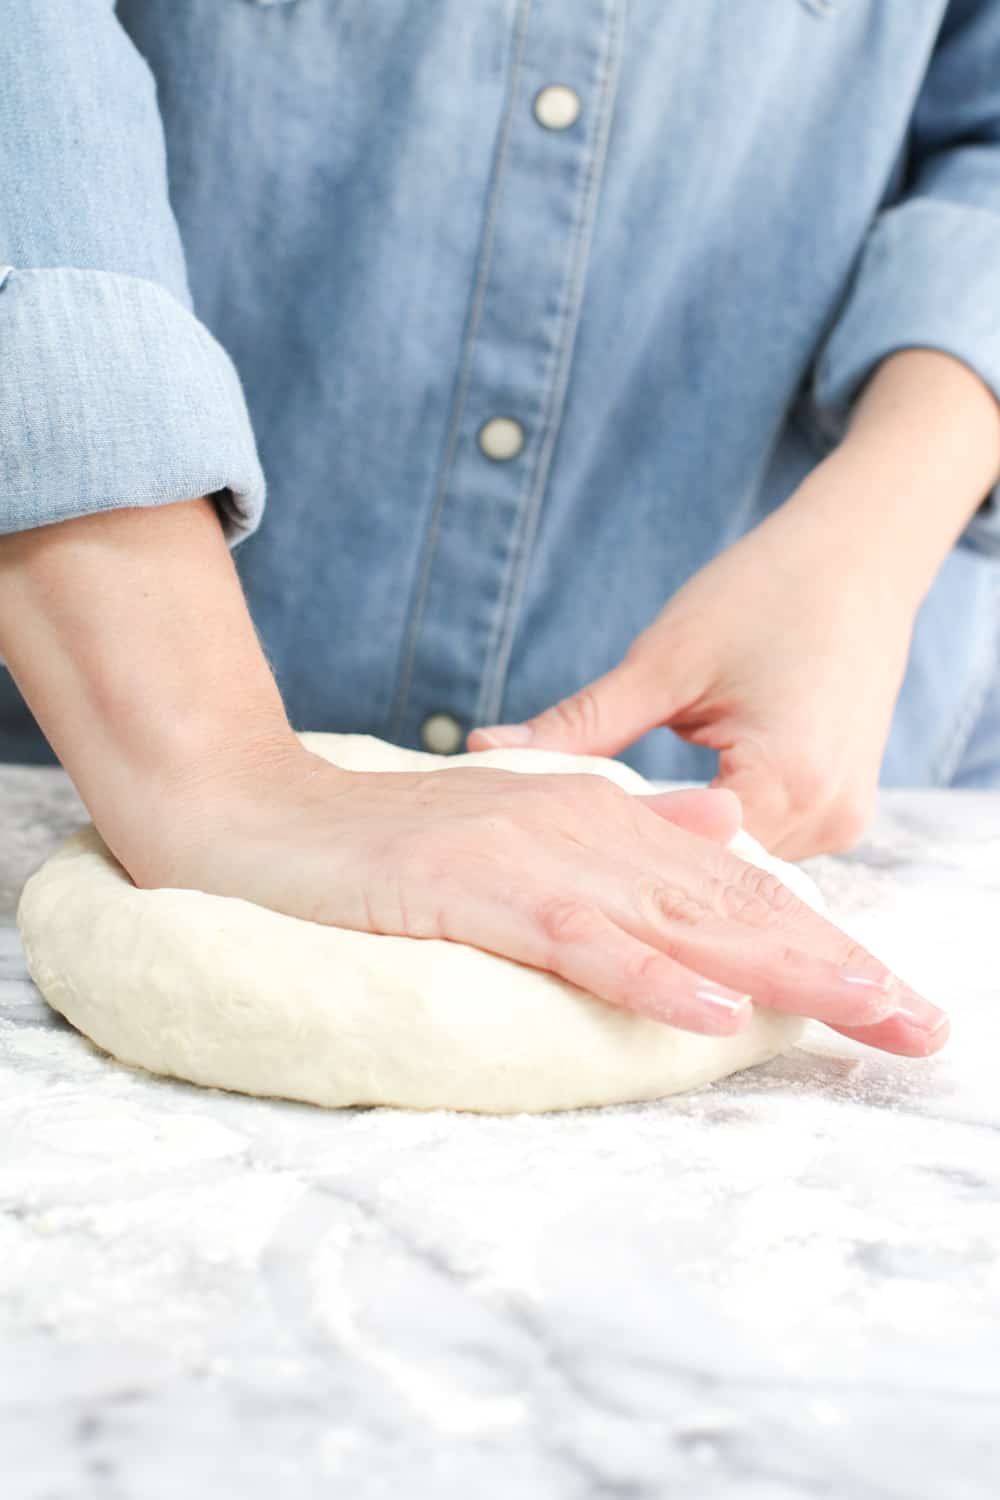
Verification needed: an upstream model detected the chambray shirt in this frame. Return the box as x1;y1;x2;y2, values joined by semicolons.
2;0;1000;786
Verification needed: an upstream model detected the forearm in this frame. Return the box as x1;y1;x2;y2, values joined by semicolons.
793;347;1000;606
0;498;301;873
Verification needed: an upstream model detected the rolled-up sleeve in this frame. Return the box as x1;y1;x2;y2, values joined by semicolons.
805;0;1000;558
0;1;266;547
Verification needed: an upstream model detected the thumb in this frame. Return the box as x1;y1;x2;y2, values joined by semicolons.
468;651;671;758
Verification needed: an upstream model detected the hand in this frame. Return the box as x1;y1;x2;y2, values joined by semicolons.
469;454;917;859
132;741;948;1057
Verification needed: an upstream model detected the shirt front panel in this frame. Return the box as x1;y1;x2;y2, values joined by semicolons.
45;0;999;784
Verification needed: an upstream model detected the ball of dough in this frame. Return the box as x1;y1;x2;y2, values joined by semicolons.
16;733;824;1114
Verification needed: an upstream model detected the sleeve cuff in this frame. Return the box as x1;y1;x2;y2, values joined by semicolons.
805;198;1000;558
0;265;266;547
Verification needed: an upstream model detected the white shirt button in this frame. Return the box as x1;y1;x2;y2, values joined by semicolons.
420;712;464;755
478;416;525;461
532;84;581;131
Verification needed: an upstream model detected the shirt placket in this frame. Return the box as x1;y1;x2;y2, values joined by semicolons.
389;0;624;754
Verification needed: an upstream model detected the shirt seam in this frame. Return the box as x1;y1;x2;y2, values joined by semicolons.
387;0;534;743
478;0;624;727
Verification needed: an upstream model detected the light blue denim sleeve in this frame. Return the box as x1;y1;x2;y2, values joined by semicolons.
0;1;266;546
804;0;1000;558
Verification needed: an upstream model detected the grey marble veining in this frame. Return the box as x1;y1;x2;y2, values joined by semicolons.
2;767;999;1500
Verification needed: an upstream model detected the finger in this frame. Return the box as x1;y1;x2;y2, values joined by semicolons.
588;858;901;1028
443;876;753;1037
634;786;742;844
559;824;941;1036
622;923;903;1029
467;652;672;758
829;986;950;1057
666;868;950;1043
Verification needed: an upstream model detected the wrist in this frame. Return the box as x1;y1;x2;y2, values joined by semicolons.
808;348;1000;605
85;717;303;879
122;735;341;888
772;447;927;619
0;498;309;876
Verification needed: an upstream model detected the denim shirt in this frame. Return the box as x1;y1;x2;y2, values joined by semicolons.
2;0;1000;785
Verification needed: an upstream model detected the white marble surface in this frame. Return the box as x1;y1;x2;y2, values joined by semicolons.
2;765;999;1500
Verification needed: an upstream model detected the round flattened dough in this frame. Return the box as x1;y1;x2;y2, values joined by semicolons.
16;733;825;1114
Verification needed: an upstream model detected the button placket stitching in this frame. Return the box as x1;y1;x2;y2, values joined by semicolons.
388;0;534;744
478;0;624;728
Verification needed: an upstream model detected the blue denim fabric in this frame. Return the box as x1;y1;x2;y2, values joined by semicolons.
2;0;1000;786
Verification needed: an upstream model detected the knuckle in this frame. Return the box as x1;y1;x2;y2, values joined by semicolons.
720;862;804;927
550;687;603;740
838;936;878;972
533;895;604;947
634;874;706;929
773;942;806;972
621;946;672;996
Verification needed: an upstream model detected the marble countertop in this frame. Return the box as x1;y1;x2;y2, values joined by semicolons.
2;764;999;1500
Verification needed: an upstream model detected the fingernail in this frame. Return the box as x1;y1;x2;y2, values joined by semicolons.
836;966;899;1022
693;981;753;1031
893;986;950;1035
474;722;534;747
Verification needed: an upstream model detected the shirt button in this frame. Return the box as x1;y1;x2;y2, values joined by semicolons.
420;712;464;755
478;416;525;461
532;84;581;131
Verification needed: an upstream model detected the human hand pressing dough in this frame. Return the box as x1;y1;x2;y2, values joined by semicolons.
17;734;947;1114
